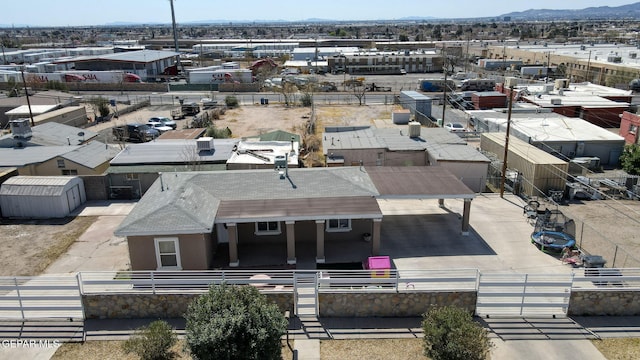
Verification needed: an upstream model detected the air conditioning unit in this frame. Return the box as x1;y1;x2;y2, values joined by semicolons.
550;98;562;105
504;77;519;88
9;118;32;140
196;137;214;151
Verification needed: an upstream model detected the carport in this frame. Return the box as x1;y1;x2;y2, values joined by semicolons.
367;166;476;253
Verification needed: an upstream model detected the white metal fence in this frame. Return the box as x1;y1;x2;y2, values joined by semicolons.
0;275;83;321
78;269;480;295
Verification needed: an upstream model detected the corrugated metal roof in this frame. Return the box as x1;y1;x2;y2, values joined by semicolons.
75;50;180;64
469;110;625;142
481;133;569;165
0;176;79;196
107;164;227;174
109;139;238;165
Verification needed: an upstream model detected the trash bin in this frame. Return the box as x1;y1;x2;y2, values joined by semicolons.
264;98;269;105
260;98;265;105
583;255;607;285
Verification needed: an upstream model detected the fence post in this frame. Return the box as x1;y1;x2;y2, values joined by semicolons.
14;278;25;321
579;222;584;249
612;245;619;268
151;271;156;295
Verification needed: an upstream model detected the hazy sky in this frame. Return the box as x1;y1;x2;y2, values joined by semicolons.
1;0;636;27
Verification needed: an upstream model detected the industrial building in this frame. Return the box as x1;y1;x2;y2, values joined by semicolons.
469;109;626;166
480;132;569;198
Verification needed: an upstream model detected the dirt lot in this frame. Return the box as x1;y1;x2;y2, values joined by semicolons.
0;216;96;276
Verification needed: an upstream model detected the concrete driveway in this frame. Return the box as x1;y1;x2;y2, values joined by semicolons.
377;194;573;275
44;201;137;274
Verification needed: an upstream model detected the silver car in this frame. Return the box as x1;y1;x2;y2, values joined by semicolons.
148;116;177;130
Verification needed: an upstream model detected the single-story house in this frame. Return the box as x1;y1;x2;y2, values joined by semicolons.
322;124;490;192
0;141;120;176
114;166;475;270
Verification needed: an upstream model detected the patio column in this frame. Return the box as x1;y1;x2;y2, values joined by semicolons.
372;218;382;256
286;221;296;265
316;220;325;264
227;223;239;267
462;199;472;236
438;198;445;208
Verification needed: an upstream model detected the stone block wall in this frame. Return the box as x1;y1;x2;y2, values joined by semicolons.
568;290;640;316
319;291;477;317
83;292;293;319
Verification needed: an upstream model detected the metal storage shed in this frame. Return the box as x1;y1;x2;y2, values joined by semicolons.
0;176;86;218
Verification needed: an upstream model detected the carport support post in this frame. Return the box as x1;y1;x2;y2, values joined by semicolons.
438;199;445;208
315;220;325;263
227;223;239;267
372;218;382;256
286;221;296;265
462;199;471;236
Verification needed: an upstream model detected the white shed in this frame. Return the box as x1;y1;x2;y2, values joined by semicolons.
0;176;86;218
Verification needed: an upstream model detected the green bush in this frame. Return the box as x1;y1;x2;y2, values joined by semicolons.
224;95;239;108
185;283;287;360
300;93;313;107
422;305;492;360
122;320;177;360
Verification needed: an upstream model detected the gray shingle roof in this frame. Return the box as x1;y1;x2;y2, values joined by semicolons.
115;167;380;236
0;146;77;167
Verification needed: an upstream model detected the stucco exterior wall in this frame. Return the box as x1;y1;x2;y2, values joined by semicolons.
128;233;214;271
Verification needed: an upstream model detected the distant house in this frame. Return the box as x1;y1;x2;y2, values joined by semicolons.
322;125;490;193
0;141;119;176
619;111;640;145
115;166;475;270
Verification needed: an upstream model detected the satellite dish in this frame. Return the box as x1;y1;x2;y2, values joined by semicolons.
77;132;85;137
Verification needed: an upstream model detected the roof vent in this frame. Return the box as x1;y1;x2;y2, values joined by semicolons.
408;121;421;138
196;137;214;151
550;98;562;105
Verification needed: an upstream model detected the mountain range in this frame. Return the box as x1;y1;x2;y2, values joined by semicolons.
500;2;640;20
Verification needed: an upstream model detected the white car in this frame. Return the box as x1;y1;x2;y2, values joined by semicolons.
444;123;466;132
148;116;177;130
148;122;173;134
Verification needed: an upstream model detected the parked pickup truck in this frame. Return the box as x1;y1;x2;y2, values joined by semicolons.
112;123;159;142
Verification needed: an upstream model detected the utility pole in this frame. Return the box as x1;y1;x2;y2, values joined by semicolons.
20;68;35;126
545;51;551;83
585;50;592;83
441;44;447;126
499;85;514;198
169;0;184;77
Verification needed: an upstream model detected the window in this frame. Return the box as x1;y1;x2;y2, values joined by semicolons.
125;173;139;180
57;159;65;168
255;221;281;235
154;238;181;270
326;218;351;232
630;124;638;134
62;169;78;175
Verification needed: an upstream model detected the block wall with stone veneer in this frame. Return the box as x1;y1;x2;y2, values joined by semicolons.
568;290;640;316
319;291;477;317
82;292;294;319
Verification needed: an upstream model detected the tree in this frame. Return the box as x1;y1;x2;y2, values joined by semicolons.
620;144;640;175
224;95;239;108
422;305;492;360
185;283;287;360
122;320;177;360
